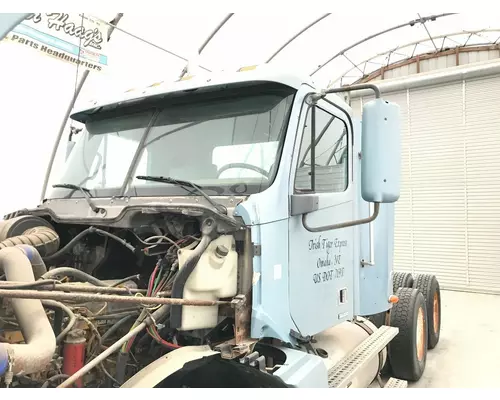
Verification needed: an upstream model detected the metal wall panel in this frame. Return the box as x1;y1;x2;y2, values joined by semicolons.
463;75;500;293
350;75;500;294
407;82;467;290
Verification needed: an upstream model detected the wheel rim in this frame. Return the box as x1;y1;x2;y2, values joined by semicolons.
433;292;440;334
416;306;425;361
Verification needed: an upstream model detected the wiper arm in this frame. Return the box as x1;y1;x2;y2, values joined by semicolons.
135;176;227;215
52;183;103;214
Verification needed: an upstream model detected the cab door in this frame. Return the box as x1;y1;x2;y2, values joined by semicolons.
288;96;356;337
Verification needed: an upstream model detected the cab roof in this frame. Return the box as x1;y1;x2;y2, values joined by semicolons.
71;64;350;123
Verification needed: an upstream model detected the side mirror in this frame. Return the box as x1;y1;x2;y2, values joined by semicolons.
361;99;401;203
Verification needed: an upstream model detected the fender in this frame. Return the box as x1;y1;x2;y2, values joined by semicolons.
121;346;220;388
121;344;289;388
121;345;218;388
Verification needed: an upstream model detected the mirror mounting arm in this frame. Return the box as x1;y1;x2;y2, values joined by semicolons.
311;83;381;102
302;202;380;233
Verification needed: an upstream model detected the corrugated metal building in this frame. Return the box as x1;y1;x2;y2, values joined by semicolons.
347;48;500;294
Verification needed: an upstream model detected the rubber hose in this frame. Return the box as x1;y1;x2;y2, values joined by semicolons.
43;227;135;264
41;228;94;263
41;267;109;287
16;244;48;279
101;314;136;343
111;274;140;287
41;299;76;344
0;246;56;375
0;226;60;258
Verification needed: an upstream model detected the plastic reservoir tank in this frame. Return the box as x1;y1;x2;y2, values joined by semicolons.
177;235;238;330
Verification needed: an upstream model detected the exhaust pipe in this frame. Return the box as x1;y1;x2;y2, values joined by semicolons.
0;246;56;376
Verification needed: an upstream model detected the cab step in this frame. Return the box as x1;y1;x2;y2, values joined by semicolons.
384;377;408;388
327;325;399;388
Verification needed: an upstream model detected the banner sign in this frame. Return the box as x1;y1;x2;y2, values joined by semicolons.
4;13;108;72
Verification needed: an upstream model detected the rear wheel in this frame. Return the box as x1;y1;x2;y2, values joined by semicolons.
412;274;441;349
392;272;414;293
388;287;428;382
364;311;386;328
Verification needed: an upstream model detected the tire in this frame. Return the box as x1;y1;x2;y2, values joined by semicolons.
412;274;441;350
392;271;414;293
364;311;386;329
388;287;428;382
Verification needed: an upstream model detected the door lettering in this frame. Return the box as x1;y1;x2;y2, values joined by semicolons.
309;235;348;284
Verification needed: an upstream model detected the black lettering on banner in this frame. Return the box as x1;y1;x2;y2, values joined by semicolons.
309;235;348;284
45;13;104;50
17;13;106;72
25;13;42;24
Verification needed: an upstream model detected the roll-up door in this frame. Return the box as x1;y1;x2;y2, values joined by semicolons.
463;75;500;293
350;77;500;294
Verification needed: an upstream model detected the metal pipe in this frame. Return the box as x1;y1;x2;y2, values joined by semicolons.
58;304;170;388
61;321;147;388
39;70;89;203
178;13;233;79
310;13;458;77
361;202;375;267
325;83;381;99
0;288;229;306
266;13;330;63
0;247;56;376
101;21;211;73
0;281;170;296
330;28;500;88
302;203;380;233
310;105;316;191
39;13;124;202
199;13;234;54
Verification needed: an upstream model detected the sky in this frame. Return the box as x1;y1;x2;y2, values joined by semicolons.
0;10;499;216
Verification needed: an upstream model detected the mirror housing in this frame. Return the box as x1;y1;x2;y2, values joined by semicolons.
361;98;401;203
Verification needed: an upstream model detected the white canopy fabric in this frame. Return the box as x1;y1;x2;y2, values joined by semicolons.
0;11;498;214
78;12;500;104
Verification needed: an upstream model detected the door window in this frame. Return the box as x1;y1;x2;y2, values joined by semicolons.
295;104;349;193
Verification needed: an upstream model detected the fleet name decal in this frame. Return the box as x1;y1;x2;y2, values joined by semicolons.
3;13;108;72
309;235;347;284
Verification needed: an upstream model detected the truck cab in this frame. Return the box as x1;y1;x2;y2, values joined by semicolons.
45;66;398;341
0;61;437;389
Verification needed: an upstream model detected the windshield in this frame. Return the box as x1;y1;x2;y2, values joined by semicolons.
47;83;296;200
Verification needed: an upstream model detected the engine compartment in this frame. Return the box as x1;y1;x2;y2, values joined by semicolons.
0;208;263;388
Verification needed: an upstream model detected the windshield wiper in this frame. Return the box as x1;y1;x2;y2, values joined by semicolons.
135;176;227;215
52;183;103;214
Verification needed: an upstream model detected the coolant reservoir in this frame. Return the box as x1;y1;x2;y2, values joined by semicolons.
177;235;238;330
